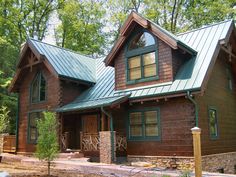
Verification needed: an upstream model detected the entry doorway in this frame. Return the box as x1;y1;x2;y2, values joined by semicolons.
63;114;82;150
82;114;98;133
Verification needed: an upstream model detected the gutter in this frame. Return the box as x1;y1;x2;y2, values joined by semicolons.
186;91;199;127
101;107;115;162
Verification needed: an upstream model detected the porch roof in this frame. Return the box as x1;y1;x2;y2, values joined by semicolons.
57;95;129;112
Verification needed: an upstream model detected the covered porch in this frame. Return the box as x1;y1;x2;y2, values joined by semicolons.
57;95;129;163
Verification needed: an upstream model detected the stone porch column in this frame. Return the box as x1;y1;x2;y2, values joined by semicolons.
99;131;116;164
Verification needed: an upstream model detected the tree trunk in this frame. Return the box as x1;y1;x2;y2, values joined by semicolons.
47;161;50;176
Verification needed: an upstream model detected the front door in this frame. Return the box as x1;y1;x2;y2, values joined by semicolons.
82;114;98;133
81;114;99;152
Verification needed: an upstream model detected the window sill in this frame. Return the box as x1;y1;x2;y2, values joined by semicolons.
127;136;161;141
127;75;159;85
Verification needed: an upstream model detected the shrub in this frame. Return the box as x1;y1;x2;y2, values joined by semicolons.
35;111;59;176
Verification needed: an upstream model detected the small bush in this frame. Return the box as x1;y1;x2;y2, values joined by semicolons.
35;111;59;176
179;170;191;177
0;106;10;133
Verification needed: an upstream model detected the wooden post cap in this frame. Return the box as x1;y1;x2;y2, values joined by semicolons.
191;127;201;132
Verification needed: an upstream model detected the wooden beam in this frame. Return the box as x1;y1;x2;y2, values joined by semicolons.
221;45;236;59
21;60;42;70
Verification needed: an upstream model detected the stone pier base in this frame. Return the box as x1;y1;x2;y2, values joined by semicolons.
99;131;116;164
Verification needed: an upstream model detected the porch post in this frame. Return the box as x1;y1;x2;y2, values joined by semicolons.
191;127;202;177
101;112;106;131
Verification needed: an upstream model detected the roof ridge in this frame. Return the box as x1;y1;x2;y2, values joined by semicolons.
28;38;95;60
177;19;233;36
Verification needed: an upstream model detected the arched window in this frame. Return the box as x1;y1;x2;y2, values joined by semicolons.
31;72;46;103
126;31;158;83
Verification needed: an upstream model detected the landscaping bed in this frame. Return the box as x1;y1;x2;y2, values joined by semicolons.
0;162;104;177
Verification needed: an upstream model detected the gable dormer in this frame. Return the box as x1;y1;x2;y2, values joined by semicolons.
105;12;196;91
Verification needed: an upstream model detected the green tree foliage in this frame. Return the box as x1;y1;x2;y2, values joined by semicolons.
105;0;144;42
35;111;59;176
0;106;10;133
106;0;235;36
184;0;235;30
0;70;16;134
0;0;57;134
55;0;107;55
0;0;57;46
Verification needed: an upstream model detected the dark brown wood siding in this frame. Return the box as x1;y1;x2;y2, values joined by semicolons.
196;51;236;155
60;81;85;106
111;98;195;156
18;62;60;153
114;37;173;91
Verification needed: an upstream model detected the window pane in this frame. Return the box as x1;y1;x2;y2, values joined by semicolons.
144;64;156;77
130;125;142;136
31;75;39;103
145;125;158;136
145;111;157;124
128;56;140;69
30;112;39;127
145;111;158;136
129;68;141;80
129;32;155;50
143;52;155;65
40;75;46;101
30;128;37;141
130;112;142;124
209;109;218;137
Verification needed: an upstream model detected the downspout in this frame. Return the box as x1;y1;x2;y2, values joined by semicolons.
101;106;115;162
187;91;199;127
15;94;20;153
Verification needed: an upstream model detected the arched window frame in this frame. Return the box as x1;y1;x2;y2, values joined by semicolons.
30;72;46;103
125;30;159;84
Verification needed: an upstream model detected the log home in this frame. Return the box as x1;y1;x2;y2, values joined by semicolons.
9;12;236;173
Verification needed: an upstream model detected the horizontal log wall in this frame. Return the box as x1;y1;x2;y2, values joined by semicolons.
196;50;236;155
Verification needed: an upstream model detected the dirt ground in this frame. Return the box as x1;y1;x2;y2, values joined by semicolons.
0;162;105;177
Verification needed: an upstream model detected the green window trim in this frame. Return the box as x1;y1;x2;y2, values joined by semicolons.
125;30;159;85
208;107;219;140
27;110;44;144
30;72;47;104
127;108;161;141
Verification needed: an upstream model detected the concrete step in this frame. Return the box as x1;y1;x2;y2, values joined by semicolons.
58;151;84;159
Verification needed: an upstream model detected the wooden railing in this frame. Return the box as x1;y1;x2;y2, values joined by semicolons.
116;132;127;152
80;132;127;152
80;132;100;151
3;135;16;153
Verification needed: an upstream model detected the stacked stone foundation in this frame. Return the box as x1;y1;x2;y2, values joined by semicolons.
128;155;194;170
202;152;236;174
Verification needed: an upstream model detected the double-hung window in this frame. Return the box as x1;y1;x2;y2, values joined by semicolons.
128;109;160;141
208;107;218;139
31;72;46;103
28;112;43;144
126;31;158;84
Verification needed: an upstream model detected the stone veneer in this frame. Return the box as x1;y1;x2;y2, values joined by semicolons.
127;155;194;170
99;131;116;164
202;152;236;174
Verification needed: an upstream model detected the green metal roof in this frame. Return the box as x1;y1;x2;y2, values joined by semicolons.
57;95;129;112
57;19;234;112
29;38;96;84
